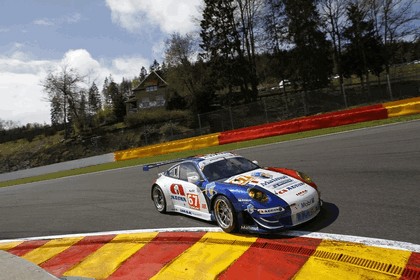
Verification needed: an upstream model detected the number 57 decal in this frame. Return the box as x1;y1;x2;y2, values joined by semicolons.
187;193;200;210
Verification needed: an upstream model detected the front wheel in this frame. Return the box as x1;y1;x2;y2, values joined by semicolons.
152;185;166;213
213;196;237;233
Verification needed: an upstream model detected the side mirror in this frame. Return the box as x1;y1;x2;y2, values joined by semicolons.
252;160;259;165
187;172;200;184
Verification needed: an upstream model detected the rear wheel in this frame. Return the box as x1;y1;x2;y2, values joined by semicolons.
213;196;237;233
152;185;166;213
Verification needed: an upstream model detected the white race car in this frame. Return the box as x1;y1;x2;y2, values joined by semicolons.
144;152;321;233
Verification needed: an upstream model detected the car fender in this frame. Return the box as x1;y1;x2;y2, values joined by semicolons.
151;181;176;212
209;188;243;213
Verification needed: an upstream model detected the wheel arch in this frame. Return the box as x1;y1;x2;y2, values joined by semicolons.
151;183;161;200
210;189;240;212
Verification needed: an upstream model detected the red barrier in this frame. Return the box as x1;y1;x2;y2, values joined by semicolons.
219;105;388;145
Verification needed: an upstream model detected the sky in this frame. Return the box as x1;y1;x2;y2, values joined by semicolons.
0;0;203;126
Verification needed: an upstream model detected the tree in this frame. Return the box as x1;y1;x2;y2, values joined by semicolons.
234;0;263;100
42;65;84;138
342;3;384;98
120;78;132;99
319;0;349;106
150;59;161;72
139;66;148;81
365;0;419;99
50;95;64;126
200;0;251;105
107;80;126;122
262;0;287;53
165;32;216;114
87;82;102;116
284;0;333;113
102;76;111;107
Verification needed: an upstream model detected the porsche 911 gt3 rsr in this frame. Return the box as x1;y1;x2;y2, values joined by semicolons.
144;152;321;233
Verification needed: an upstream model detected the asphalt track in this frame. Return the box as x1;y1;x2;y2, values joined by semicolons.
0;120;419;245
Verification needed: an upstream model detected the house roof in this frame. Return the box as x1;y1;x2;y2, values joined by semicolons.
133;70;168;91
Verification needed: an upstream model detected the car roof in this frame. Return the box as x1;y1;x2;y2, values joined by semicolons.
190;152;239;168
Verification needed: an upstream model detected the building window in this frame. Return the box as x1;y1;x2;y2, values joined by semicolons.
146;85;158;92
139;97;150;108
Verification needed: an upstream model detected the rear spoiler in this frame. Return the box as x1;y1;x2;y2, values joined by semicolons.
143;158;188;171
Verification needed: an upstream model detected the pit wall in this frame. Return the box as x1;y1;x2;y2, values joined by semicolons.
114;97;420;161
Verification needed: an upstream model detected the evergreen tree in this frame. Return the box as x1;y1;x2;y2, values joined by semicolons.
200;0;250;105
342;3;384;97
102;76;112;107
119;78;132;99
139;66;148;81
150;59;161;72
284;0;333;91
50;95;64;126
88;82;102;115
107;81;126;122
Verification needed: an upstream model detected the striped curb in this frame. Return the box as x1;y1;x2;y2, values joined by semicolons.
1;228;419;280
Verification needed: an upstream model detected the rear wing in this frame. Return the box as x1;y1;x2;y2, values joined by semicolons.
142;158;188;171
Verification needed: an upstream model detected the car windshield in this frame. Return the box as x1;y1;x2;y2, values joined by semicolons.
202;157;259;182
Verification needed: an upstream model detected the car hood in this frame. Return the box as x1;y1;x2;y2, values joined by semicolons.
225;169;314;204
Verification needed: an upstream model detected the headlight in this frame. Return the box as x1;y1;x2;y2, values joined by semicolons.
248;188;268;203
297;171;314;184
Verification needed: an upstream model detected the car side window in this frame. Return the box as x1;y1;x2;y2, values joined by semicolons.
167;165;179;179
179;162;201;182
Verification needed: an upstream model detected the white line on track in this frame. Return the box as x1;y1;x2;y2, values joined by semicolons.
1;227;419;253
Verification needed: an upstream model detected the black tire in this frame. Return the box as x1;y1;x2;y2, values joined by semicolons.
152;185;166;213
213;196;237;233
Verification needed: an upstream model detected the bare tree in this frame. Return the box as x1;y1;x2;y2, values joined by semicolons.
42;65;84;138
319;0;349;107
235;0;265;100
365;0;419;99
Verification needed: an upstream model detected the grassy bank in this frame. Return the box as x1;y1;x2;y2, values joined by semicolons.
1;113;420;188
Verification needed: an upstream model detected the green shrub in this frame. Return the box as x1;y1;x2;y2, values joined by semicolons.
124;109;193;128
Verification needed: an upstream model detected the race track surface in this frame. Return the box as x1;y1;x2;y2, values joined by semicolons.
0;120;419;244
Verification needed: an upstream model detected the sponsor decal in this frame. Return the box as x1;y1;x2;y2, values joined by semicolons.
272;178;293;189
180;209;192;215
201;203;207;209
277;182;305;195
261;176;289;187
300;197;315;208
296;190;308;196
171;195;187;202
246;204;255;214
238;198;252;203
297;204;319;222
240;225;259;231
229;175;259;186
205;183;216;198
251;172;273;179
170;184;185;196
187;193;200;210
257;206;284;214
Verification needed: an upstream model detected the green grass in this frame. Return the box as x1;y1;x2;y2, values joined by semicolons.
1;113;420;188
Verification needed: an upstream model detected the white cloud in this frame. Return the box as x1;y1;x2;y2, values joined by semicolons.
32;13;81;28
0;49;149;125
33;18;54;26
105;0;203;34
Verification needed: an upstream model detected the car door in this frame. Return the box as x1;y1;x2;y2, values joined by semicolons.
172;162;211;219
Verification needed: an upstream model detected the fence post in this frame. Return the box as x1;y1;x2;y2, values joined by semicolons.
229;107;234;130
197;114;202;135
263;99;268;123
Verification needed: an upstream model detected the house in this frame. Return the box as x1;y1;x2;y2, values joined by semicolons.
126;71;169;113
